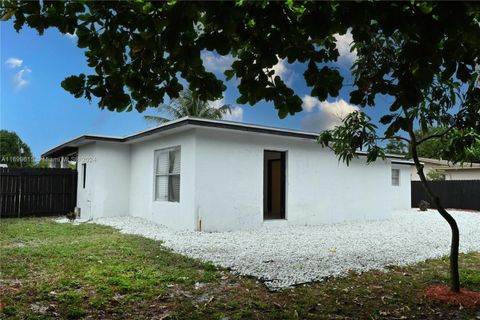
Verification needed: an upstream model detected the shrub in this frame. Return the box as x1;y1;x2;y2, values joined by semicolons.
419;200;430;211
426;170;446;181
66;212;77;222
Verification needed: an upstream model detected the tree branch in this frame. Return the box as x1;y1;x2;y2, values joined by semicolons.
376;135;411;143
416;125;455;145
415;108;468;145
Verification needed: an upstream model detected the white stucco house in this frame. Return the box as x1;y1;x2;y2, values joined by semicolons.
43;117;413;231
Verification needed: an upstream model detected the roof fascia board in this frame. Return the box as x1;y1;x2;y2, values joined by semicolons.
391;160;415;165
42;135;123;158
42;117;415;162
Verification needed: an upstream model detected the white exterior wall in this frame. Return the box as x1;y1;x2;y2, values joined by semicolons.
128;130;197;230
443;170;480;180
76;142;130;219
93;142;130;218
392;164;411;210
76;143;97;219
75;126;412;231
194;128;411;232
411;163;436;181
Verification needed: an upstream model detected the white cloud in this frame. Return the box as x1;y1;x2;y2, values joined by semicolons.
301;95;319;112
272;58;287;79
210;98;226;110
266;57;297;86
5;57;23;68
65;33;78;40
13;67;31;89
301;97;359;131
201;51;235;74
334;30;357;64
5;57;31;90
223;106;243;122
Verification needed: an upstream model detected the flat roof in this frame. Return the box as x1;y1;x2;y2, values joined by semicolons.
42;117;414;165
418;157;480;169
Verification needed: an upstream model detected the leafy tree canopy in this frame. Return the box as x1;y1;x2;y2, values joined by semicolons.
384;140;408;156
0;130;34;168
34;158;50;168
2;2;478;120
385;127;480;162
2;1;479;164
413;127;480;163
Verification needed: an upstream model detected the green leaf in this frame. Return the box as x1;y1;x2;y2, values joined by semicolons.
224;69;235;81
380;114;395;125
236;95;248;105
61;74;86;99
350;90;364;105
142;2;153;13
417;2;433;14
456;63;471;82
389;101;401;112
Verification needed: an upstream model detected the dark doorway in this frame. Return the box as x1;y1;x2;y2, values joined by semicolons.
264;150;286;220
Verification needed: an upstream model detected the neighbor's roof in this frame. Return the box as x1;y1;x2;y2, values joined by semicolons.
42;117;413;165
418;157;480;170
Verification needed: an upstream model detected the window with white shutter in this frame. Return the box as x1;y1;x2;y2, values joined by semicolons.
154;147;181;202
391;168;400;186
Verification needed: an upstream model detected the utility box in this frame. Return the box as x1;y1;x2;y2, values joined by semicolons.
74;207;81;218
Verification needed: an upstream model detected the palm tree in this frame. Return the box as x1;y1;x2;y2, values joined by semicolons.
144;90;231;124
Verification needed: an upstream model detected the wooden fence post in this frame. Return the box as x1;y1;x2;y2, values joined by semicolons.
17;174;22;218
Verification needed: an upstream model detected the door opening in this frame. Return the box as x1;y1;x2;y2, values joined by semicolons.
264;150;286;220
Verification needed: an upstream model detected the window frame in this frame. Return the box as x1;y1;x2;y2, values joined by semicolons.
153;146;181;202
82;163;87;189
391;168;400;186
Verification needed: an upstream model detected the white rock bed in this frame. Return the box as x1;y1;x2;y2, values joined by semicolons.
89;209;479;290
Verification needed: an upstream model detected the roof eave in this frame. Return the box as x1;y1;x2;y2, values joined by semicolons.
42;135;123;158
41;117;415;164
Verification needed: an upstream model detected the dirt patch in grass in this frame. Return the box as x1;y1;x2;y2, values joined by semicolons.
423;285;480;309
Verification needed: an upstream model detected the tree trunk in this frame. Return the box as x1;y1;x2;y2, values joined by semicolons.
409;133;460;292
435;206;460;292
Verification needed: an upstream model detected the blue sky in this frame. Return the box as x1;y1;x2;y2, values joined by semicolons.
1;21;391;159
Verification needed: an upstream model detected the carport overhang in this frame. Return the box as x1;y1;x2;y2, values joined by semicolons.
42;135;123;158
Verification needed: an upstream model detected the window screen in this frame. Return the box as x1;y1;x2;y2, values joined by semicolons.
391;168;400;186
154;147;180;202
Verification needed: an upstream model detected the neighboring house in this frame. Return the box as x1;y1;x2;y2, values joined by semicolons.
43;117;413;232
411;157;480;181
48;156;73;169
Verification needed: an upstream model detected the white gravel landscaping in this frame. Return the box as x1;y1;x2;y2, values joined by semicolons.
90;209;480;290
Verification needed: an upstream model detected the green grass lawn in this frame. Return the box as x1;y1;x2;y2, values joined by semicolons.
1;218;479;319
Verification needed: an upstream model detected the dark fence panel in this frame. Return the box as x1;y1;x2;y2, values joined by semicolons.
0;168;77;218
411;180;480;210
